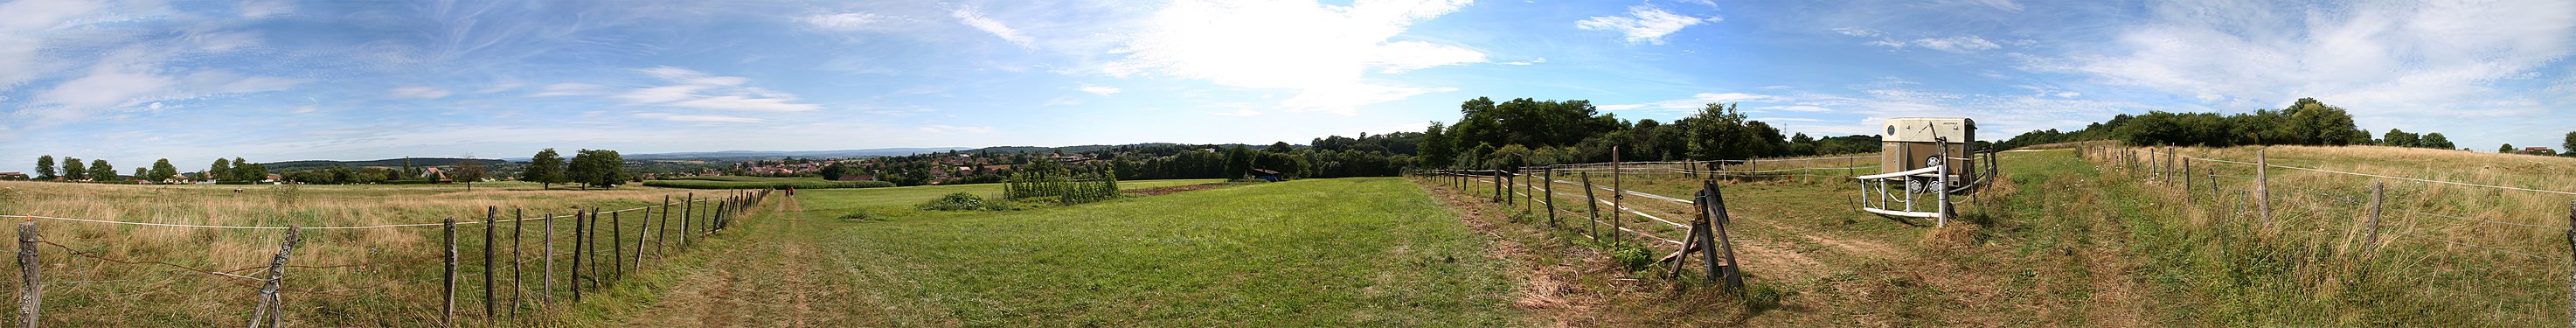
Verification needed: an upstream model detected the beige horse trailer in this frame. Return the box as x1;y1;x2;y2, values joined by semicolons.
1878;117;1976;188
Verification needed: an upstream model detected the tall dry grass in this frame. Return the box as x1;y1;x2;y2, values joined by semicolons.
2087;144;2576;325
0;180;741;326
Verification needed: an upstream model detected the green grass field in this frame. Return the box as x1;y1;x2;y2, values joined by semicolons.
601;178;1521;326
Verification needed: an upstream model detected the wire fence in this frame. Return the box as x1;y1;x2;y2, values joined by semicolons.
1;189;776;326
2089;144;2576;323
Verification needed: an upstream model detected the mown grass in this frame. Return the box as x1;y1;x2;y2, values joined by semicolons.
767;178;1519;326
641;178;893;190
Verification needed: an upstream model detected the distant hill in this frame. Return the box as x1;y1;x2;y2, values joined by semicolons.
969;143;1195;155
262;157;510;171
610;147;975;161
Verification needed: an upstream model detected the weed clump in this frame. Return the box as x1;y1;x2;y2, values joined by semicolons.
1609;242;1656;272
917;192;1020;211
837;211;874;220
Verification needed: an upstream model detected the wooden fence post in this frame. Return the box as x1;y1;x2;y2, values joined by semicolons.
246;227;302;328
657;196;670;259
2566;199;2575;328
1544;169;1556;227
1612;149;1623;241
538;212;553;308
2257;150;2272;226
483;206;496;326
681;193;694;248
571;210;584;303
1582;172;1600;240
441;217;457;327
2364;181;2382;256
541;213;555;310
612;211;623;281
17;220;38;328
510;208;524;321
2183;158;2193;206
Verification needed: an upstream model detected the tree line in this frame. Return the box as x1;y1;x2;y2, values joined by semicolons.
1993;98;2573;154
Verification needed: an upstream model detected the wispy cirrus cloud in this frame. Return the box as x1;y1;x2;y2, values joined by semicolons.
614;66;820;112
388;86;451;99
951;5;1033;49
635;112;766;123
1576;6;1712;45
1077;84;1121;96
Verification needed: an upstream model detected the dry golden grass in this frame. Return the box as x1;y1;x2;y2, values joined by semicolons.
2089;144;2576;325
0;180;742;326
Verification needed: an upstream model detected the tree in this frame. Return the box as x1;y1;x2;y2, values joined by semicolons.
228;157;260;183
1265;142;1294;153
453;159;488;191
2565;131;2575;157
565;149;626;190
2420;133;2454;150
34;156;54;180
210;158;233;183
2381;129;2419;148
61;157;83;181
1418;122;1456;169
2501;143;2516;153
87;159;114;183
819;162;850;181
148;158;177;182
524;149;566;189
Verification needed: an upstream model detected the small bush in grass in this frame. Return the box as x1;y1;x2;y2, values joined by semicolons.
1610;242;1656;272
1737;282;1795;313
917;192;1022;211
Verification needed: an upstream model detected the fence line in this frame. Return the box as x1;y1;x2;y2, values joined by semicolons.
0;199;715;230
2168;150;2576;196
3;189;776;326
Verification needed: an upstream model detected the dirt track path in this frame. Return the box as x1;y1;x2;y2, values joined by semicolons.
624;195;866;327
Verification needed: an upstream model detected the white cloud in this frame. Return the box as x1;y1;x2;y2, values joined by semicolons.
388;86;452;99
1077;84;1121;96
476;83;522;94
950;6;1033;49
917;125;995;135
1210;108;1264;116
613;66;820;112
800;12;888;31
290;105;316;114
635;113;766;123
23;47;303;122
1575;6;1711;45
1503;58;1547;66
1775;105;1832;112
1108;0;1483;115
2038;0;2575;129
1910;36;2001;52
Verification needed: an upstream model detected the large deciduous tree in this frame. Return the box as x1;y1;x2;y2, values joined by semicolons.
87;159;114;182
61;157;83;181
524;149;566;189
148;158;177;182
565;149;626;190
210;158;232;183
34;156;54;180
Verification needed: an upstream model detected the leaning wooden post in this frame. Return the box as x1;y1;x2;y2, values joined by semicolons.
1581;172;1600;240
246;227;302;328
2256;150;2272;226
681;193;695;248
1612;148;1624;241
441;217;457;327
17;220;39;328
656;196;670;258
2183;158;2193;206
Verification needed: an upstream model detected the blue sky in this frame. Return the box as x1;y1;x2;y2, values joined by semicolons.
3;0;2573;172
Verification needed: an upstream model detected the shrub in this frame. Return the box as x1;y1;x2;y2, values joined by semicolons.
1610;243;1656;272
837;211;873;220
919;192;991;211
